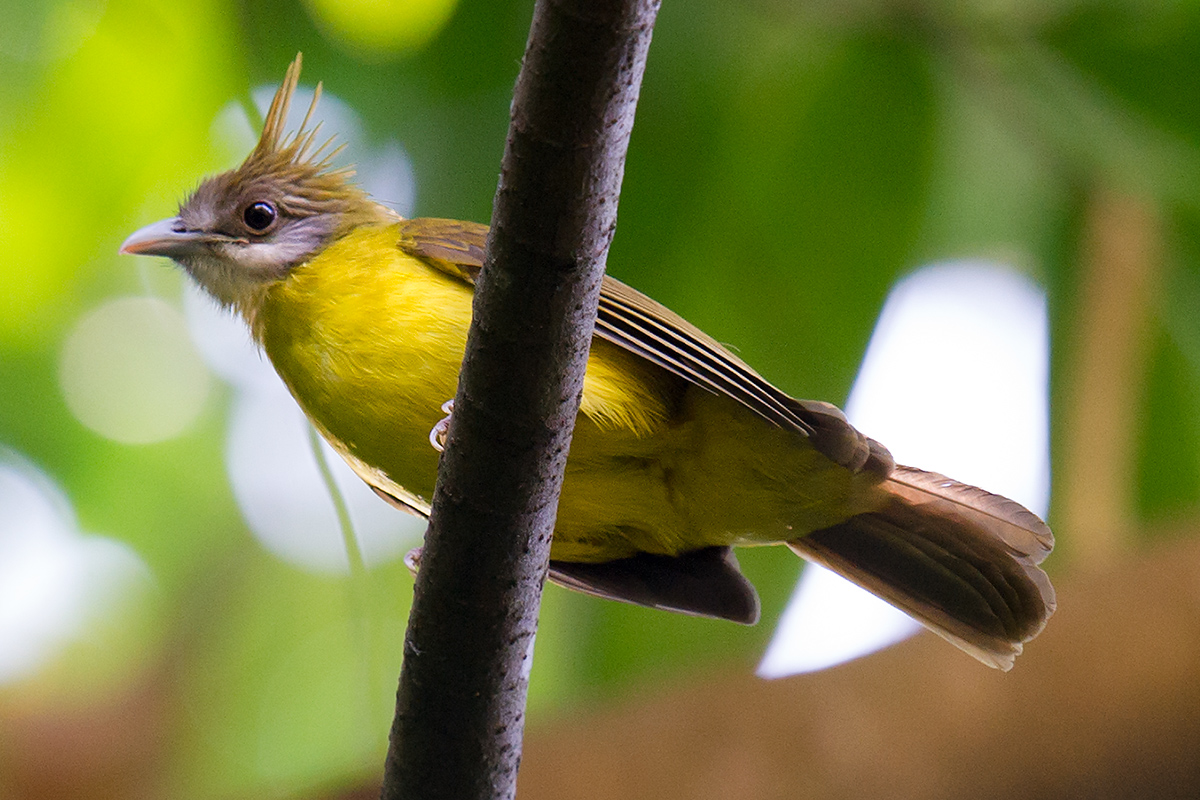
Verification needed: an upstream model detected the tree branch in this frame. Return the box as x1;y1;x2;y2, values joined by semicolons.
381;1;661;798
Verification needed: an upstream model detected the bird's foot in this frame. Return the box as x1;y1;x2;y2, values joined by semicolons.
428;399;454;452
404;547;423;575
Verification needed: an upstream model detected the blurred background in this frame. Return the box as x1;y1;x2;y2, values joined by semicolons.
3;0;1200;797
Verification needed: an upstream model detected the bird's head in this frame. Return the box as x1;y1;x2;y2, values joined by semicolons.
121;54;389;318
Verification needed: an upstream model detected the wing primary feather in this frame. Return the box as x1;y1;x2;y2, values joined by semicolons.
595;282;882;475
596;292;814;435
595;304;807;431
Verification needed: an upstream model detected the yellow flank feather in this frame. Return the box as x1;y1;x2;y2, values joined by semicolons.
576;340;675;437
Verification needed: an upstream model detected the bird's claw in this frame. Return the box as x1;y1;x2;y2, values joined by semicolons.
428;399;455;452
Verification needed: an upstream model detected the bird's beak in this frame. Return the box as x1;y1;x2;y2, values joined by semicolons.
120;217;209;259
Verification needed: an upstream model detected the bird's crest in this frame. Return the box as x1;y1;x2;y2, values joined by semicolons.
225;53;360;217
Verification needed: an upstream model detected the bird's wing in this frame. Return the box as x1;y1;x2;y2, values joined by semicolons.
547;546;760;624
395;217;487;284
395;217;882;473
402;543;761;625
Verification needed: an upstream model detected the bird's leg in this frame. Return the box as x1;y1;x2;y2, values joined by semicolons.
428;399;454;452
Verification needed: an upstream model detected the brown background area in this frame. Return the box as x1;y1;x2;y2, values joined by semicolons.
518;532;1200;800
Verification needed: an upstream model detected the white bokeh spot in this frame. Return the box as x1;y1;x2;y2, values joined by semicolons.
59;296;212;445
0;453;151;685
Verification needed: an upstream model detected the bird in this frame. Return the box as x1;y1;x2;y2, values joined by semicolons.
121;54;1055;671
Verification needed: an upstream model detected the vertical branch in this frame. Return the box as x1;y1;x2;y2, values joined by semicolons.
381;1;661;799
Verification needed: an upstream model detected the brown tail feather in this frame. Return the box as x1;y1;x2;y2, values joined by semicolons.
788;465;1056;671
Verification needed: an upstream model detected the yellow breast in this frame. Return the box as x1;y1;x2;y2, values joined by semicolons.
255;224;683;523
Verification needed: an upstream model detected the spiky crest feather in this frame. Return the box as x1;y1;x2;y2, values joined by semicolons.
230;53;362;219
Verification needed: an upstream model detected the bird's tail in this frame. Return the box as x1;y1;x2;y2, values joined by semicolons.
787;465;1056;670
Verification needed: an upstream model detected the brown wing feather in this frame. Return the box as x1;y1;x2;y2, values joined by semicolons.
397;217;488;284
395;216;875;472
548;546;760;624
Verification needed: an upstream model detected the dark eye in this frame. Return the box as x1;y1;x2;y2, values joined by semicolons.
243;201;277;232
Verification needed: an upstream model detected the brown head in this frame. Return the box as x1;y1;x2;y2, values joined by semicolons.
120;54;389;317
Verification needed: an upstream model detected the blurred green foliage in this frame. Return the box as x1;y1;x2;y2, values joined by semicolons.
3;0;1200;797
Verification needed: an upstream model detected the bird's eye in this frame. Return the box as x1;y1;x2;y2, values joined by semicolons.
243;201;277;232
